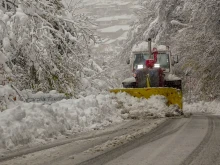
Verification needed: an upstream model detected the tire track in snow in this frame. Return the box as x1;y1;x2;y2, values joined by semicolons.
0;120;160;163
181;115;220;165
77;118;187;165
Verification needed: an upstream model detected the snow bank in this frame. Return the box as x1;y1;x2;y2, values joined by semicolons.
96;15;133;22
184;101;220;114
0;93;173;152
21;90;66;103
122;77;136;83
165;74;181;81
117;94;179;119
0;85;18;111
0;93;119;152
98;25;130;33
130;5;143;9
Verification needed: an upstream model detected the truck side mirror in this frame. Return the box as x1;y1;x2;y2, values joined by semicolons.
126;59;130;65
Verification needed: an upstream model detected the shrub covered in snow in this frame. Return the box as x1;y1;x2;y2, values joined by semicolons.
0;85;19;111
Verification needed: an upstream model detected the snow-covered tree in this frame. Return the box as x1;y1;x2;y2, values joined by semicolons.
171;0;220;100
121;0;220;100
0;0;96;96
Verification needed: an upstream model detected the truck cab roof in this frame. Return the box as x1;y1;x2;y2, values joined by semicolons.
132;41;168;53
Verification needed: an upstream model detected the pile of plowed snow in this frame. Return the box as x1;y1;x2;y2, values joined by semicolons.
0;92;174;152
0;85;19;111
184;101;220;114
3;90;219;153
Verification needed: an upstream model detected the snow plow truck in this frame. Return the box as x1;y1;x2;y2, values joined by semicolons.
110;38;182;110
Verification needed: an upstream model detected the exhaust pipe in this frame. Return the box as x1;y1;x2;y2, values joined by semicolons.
148;38;152;58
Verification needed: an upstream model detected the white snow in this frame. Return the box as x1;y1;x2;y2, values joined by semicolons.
104;39;116;44
101;32;128;44
117;31;128;41
14;7;28;24
165;74;181;81
171;20;188;27
132;41;167;53
132;41;156;52
3;37;11;52
2;83;220;154
157;45;167;52
115;2;130;6
87;59;103;72
184;101;220;114
83;0;131;6
2;0;219;158
0;92;174;153
0;85;19;111
132;41;148;52
98;25;130;33
122;77;136;83
0;51;7;64
22;90;66;103
130;5;143;9
1;14;9;23
92;79;108;90
96;15;133;22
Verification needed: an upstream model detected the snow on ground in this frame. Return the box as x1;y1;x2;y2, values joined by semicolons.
114;2;131;6
0;85;19;111
166;74;181;81
0;92;173;153
96;15;133;22
98;32;128;44
22;90;66;102
132;41;153;52
104;39;116;44
130;5;143;9
83;119;164;155
1;83;220;154
98;25;130;33
82;0;131;6
117;31;128;41
184;101;220;114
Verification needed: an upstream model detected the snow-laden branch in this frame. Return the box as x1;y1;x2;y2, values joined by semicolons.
171;20;189;27
0;0;96;95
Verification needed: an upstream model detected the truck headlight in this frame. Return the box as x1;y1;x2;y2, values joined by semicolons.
137;65;144;69
154;64;160;68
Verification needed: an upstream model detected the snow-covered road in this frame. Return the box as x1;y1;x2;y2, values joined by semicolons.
77;114;220;165
1;86;220;165
2;114;220;165
0;88;174;154
0;118;166;165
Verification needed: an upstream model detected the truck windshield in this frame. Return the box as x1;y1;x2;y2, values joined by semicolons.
133;54;150;70
133;53;170;70
156;53;170;69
